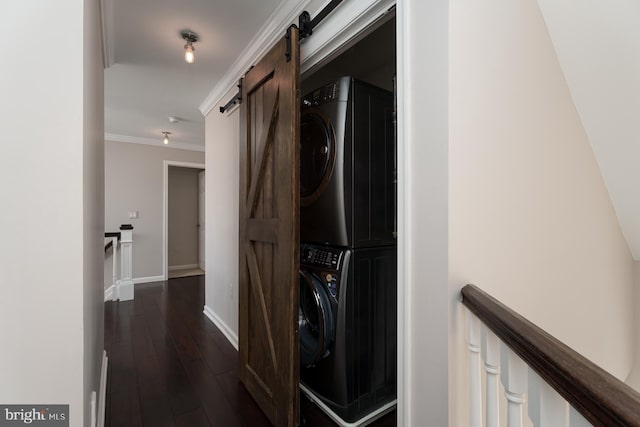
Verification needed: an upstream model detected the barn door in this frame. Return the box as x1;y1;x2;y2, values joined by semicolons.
238;27;300;426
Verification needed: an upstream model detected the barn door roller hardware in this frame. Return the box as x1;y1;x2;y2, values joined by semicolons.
298;0;345;40
219;0;346;113
219;78;243;113
285;25;295;62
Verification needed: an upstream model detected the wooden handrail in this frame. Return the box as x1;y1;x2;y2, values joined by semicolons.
461;284;640;426
104;232;121;253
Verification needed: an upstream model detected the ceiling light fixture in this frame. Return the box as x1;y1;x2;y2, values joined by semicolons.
162;131;171;145
180;30;199;64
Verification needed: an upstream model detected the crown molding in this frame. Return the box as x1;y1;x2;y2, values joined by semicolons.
198;0;311;116
105;133;205;152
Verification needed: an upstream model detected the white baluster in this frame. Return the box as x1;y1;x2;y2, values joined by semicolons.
116;225;134;301
111;236;118;291
528;369;568;426
569;407;591;427
483;328;500;427
501;345;527;427
528;370;541;425
540;379;569;426
467;311;482;427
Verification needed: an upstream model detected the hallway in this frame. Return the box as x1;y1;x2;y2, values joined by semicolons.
104;276;396;426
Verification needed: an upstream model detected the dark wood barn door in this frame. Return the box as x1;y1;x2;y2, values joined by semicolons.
238;27;300;427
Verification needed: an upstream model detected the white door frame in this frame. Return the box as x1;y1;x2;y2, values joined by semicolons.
198;170;206;271
298;1;409;424
163;160;206;280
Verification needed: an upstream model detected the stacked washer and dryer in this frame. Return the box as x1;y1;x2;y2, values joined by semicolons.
298;77;397;426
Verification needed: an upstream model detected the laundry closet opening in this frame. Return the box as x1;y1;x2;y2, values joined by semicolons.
298;15;398;427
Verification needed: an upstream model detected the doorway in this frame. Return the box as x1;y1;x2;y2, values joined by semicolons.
163;161;206;280
298;14;398;426
198;170;206;271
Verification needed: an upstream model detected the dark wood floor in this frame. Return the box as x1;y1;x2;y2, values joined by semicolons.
104;275;396;427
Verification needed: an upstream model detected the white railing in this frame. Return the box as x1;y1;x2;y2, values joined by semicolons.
105;236;117;287
104;225;134;302
461;284;640;427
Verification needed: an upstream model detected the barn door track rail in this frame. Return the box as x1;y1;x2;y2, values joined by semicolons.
298;0;344;40
219;0;345;113
219;78;243;113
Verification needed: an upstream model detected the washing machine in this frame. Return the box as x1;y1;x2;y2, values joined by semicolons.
299;243;397;425
300;77;396;249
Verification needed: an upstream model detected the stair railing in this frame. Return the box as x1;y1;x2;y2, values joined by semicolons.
104;231;120;297
461;284;640;427
104;224;134;301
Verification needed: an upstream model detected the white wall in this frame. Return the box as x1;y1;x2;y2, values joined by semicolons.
83;0;105;424
204;88;241;345
536;0;640;260
168;166;201;268
0;2;104;426
400;0;450;425
105;141;204;281
449;0;634;422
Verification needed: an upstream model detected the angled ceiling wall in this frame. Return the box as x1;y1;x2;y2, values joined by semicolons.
537;0;640;259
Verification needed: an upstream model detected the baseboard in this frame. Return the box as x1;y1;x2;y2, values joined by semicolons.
203;305;238;350
104;285;114;302
105;276;165;302
97;351;108;427
116;280;134;301
169;264;199;271
133;275;164;284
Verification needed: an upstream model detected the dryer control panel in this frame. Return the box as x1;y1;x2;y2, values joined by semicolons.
301;77;350;108
302;83;339;107
301;245;343;270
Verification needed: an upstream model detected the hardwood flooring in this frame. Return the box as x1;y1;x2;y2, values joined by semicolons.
104;276;396;427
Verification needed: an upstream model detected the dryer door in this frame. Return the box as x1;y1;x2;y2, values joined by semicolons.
300;111;335;206
299;270;335;366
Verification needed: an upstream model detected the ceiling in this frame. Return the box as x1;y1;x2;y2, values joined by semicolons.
104;0;282;148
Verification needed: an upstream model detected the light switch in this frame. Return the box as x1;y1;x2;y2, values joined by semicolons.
128;211;138;219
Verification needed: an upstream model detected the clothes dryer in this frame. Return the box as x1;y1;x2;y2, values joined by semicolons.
300;77;396;248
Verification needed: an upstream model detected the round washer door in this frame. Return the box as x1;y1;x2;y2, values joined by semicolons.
299;270;334;367
300;111;335;206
